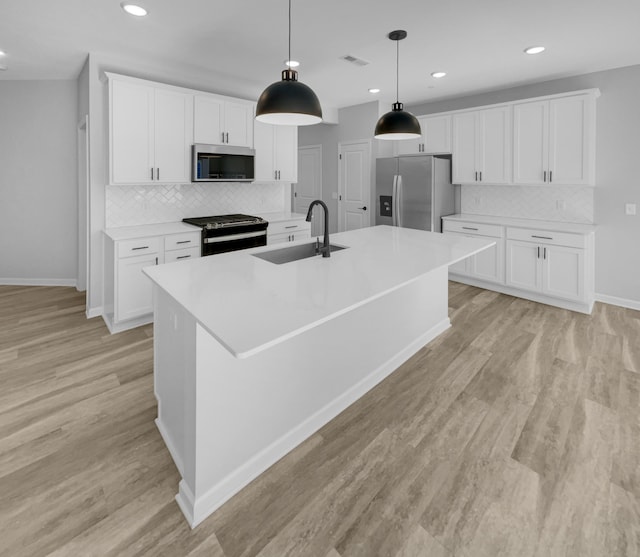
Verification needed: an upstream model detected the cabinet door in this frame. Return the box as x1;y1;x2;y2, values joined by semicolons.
470;237;504;284
443;231;471;276
452;112;478;184
116;253;159;322
275;125;298;182
154;89;191;183
193;95;224;145
506;240;541;291
513;100;549;184
254;120;276;181
422;114;451;154
542;245;585;301
110;79;155;184
224;101;254;147
478;106;511;184
394;134;423;155
549;96;591;185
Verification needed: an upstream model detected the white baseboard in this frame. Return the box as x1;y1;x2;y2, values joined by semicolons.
595;293;640;311
0;277;77;288
184;317;451;529
86;306;104;319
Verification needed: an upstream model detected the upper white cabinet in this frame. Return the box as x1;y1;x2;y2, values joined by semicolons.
452;106;511;185
109;75;193;185
513;93;596;185
254;121;298;182
395;114;452;155
193;95;254;148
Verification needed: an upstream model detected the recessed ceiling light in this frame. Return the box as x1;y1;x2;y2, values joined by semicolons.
121;3;148;16
431;71;447;79
524;46;545;55
284;60;300;68
368;88;380;94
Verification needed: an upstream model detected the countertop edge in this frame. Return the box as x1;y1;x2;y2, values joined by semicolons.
442;214;596;234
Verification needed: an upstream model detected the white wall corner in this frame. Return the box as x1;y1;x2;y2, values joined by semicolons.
595;293;640;312
321;105;339;124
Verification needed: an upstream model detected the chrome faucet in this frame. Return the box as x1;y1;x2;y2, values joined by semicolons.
306;199;331;258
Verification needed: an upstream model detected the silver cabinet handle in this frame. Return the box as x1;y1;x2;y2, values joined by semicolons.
132;246;149;251
531;235;553;240
285;225;298;229
543;170;547;182
157;168;159;180
479;171;482;181
177;255;191;260
543;247;547;259
549;170;553;183
462;226;478;231
475;171;478;181
537;246;540;258
222;132;225;143
225;132;229;144
151;168;154;180
176;240;191;244
155;257;158;265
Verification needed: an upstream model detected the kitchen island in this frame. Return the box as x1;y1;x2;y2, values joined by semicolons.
143;225;493;527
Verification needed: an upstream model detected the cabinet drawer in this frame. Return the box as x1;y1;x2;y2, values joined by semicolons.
267;220;310;236
506;227;586;249
117;237;161;258
165;232;201;251
442;220;503;238
165;246;201;263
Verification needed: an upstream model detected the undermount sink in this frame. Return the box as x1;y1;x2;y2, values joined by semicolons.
253;242;347;265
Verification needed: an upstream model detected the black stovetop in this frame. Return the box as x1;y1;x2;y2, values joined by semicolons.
183;214;267;230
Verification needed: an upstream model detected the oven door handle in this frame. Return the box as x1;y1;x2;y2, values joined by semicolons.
204;230;267;244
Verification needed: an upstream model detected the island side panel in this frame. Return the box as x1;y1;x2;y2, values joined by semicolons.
186;266;450;527
153;286;198;482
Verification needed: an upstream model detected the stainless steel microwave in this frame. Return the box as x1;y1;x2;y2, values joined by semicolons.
192;144;255;182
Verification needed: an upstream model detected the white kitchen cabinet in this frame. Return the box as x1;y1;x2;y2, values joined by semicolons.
254;121;298;182
443;216;595;313
109;74;192;185
193;94;254;148
266;218;311;245
395;114;452;155
104;226;201;333
443;220;504;284
513;94;595;185
452;106;511;185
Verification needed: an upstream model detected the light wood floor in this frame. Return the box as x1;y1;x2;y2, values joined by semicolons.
1;284;639;556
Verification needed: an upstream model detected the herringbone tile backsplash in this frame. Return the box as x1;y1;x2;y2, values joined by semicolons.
106;182;288;227
460;185;594;223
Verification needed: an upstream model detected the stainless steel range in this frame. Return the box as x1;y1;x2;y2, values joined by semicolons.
182;214;268;256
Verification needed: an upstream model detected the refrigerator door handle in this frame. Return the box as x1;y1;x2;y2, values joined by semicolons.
396;174;404;228
391;175;398;226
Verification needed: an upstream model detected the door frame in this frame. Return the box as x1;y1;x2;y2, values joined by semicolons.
295;144;323;236
77;115;90;298
338;139;373;232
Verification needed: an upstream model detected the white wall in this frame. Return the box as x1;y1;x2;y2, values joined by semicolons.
408;65;640;306
0;80;78;285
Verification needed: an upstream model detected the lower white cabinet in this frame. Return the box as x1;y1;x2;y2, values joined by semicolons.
443;221;504;284
506;239;585;302
443;216;594;313
266;218;311;245
104;228;201;332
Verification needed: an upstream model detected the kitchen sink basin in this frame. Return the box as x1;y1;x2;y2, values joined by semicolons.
253;242;347;265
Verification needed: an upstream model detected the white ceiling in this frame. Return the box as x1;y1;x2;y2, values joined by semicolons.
2;0;640;110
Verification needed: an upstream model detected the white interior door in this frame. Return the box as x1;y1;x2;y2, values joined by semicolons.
339;140;371;232
295;145;322;236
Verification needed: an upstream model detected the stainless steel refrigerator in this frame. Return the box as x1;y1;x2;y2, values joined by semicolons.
375;155;454;232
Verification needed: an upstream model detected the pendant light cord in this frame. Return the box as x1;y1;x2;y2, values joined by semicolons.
396;38;399;103
288;0;292;67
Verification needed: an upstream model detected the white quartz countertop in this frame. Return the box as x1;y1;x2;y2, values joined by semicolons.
144;226;493;359
258;211;307;223
104;221;201;241
442;214;596;234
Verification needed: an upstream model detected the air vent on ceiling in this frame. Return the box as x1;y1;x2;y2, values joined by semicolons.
341;55;370;67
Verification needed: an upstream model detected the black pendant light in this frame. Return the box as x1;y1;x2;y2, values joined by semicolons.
256;0;322;126
374;30;421;140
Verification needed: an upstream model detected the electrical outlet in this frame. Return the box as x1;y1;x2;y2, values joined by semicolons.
625;203;637;215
